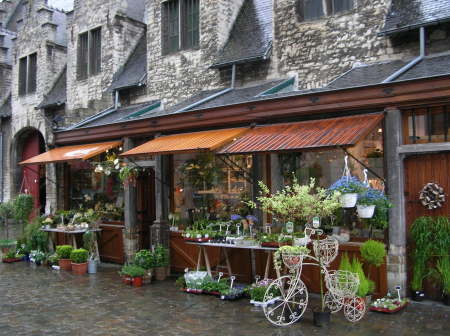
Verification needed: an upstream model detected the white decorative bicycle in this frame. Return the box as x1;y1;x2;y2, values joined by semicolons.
262;228;366;327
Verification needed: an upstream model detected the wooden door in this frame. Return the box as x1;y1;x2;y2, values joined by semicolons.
136;169;156;250
404;153;450;299
21;132;42;212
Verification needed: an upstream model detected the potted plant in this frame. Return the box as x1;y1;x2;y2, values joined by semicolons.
83;231;98;274
360;239;385;275
29;250;46;265
13;194;34;230
0;239;16;254
47;253;59;267
56;245;74;271
2;250;23;263
70;248;89;275
329;176;366;208
134;249;155;283
434;217;450;305
119;264;146;287
351;257;372;305
0;201;15;240
410;217;434;301
153;245;169;281
119;165;140;187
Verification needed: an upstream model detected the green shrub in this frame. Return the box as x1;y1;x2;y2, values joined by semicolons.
351;257;370;297
134;249;155;270
410;216;434;291
360;240;386;267
119;264;146;277
56;245;73;259
153;245;169;267
13;194;34;222
0;239;16;248
0;201;14;220
437;256;450;295
338;253;352;272
70;249;89;264
175;275;186;289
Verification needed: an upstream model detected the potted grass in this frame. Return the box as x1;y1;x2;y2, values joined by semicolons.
329;176;366;208
434;217;450;305
119;264;146;287
360;239;386;298
56;245;73;271
70;248;89;275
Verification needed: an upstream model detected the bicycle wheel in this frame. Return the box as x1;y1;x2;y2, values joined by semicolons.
343;297;366;322
262;275;308;326
323;292;343;313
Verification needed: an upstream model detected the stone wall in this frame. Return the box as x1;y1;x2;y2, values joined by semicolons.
66;0;145;122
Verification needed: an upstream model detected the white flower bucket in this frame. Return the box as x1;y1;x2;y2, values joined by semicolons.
340;193;358;208
357;204;376;218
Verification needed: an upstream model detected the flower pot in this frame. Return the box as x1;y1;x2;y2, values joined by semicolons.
155;266;167;281
88;260;97;274
313;311;330;327
123;276;132;285
357;204;376;218
132;276;143;287
411;290;425;301
443;294;450;306
58;258;72;271
340;193;358;208
71;262;88;275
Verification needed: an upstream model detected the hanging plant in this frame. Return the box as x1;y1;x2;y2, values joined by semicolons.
179;153;223;190
119;165;140;187
93;153;121;176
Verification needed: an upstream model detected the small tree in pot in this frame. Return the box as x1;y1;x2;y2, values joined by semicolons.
83;231;98;274
153;245;169;281
56;245;73;271
70;248;89;275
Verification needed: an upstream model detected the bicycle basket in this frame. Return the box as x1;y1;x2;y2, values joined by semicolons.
313;237;339;266
325;270;359;298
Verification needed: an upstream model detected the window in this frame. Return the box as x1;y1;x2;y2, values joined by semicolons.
162;0;199;55
404;106;450;144
297;0;354;21
18;53;37;96
77;27;102;80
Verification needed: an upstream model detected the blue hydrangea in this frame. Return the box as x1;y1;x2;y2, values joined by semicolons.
328;176;366;193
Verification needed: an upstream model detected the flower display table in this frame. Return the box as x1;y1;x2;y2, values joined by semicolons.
42;228;101;254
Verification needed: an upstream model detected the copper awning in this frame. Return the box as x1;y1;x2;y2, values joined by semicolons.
218;113;383;154
121;128;248;157
19;141;122;165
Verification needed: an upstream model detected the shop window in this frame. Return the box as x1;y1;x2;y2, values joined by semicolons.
77;27;101;80
173;153;253;223
18;52;37;96
404;106;449;144
331;0;354;14
162;0;199;55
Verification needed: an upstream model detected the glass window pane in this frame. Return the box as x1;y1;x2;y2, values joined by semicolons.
304;0;325;20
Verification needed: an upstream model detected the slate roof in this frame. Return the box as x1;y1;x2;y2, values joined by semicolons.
397;53;450;80
0;94;11;118
381;0;450;35
37;66;67;109
212;0;273;68
110;34;147;91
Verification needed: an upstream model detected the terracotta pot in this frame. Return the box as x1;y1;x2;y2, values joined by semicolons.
71;262;88;275
155;266;167;281
58;259;72;271
132;276;143;287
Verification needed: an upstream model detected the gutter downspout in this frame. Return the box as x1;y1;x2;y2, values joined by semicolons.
115;90;119;109
382;27;426;83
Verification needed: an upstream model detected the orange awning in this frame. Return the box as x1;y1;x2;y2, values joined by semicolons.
218;113;383;154
121;128;248;157
19;141;122;165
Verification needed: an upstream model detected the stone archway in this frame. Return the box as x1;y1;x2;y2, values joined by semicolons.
10;127;46;215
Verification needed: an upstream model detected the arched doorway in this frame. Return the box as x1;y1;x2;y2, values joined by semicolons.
12;128;46;215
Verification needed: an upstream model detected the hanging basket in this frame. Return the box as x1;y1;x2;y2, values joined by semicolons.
340;193;358;208
357;205;376;218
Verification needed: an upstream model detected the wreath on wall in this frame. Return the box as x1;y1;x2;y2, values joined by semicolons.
419;183;445;210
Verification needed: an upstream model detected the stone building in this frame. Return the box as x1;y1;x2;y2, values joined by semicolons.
2;0;450;297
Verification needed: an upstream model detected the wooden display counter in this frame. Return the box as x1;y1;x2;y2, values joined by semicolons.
170;231;387;298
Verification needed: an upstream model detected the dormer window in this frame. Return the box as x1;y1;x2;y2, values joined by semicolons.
77;27;102;80
162;0;199;55
297;0;354;21
18;53;37;96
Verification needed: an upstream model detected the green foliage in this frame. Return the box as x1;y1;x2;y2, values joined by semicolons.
351;257;370;297
410;217;434;291
23;217;47;251
119;264;146;277
82;231;97;259
251;177;341;224
0;201;15;220
367;196;392;230
47;253;59;265
70;249;89;263
339;253;352;272
4;250;16;259
360;240;386;268
134;249;155;270
436;256;450;295
0;239;16;248
200;278;230;293
175;275;186;289
56;245;73;259
273;245;310;269
13;194;34;222
153;245;169;267
179;153;224;189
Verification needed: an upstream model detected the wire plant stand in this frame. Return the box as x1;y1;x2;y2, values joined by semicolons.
262;229;366;327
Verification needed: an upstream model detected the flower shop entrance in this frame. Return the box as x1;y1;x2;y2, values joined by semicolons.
404;152;450;299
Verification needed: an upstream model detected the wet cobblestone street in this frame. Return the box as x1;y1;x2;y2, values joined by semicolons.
0;262;449;336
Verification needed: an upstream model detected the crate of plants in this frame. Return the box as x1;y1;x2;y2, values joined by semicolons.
259;233;292;248
183;270;210;294
247;279;280;307
201;277;230;296
370;297;408;313
1;250;24;263
219;286;246;301
182;229;211;243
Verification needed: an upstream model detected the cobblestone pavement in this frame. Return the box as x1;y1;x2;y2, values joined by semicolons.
0;262;449;336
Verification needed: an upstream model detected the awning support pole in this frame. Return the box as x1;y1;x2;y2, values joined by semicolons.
339;146;386;183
